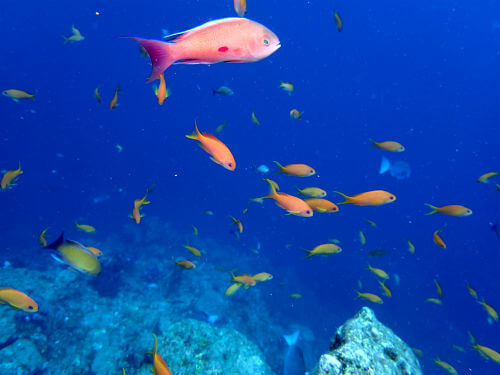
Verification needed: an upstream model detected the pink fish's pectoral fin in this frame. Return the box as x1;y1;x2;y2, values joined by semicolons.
127;37;175;83
175;58;213;65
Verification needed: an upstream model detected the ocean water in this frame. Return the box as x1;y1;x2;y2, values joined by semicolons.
1;0;499;374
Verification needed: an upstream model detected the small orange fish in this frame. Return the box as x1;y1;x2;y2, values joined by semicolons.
333;10;343;32
38;228;49;247
303;198;339;213
230;216;243;233
274;161;315;177
433;229;446;249
150;334;172;375
186;122;236;171
231;273;256;287
477;172;500;183
109;85;120;109
225;282;242;296
153;74;170;105
334;190;396;206
370;139;405;152
131;206;144;224
289;109;303;120
234;0;247;17
1;161;23;190
0;287;38;312
184;244;201;257
86;246;103;257
256;179;313;217
425;204;472;217
176;260;196;269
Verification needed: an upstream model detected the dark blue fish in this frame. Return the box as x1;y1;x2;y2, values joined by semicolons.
284;331;305;375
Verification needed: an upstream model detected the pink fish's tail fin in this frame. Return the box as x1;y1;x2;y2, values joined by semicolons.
128;37;175;83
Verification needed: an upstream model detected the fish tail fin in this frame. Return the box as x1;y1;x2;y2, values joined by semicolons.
369;138;378;148
62;35;69;43
273;161;284;174
127;37;175;83
186;121;201;140
264;178;277;197
355;291;361;299
424;203;438;215
379;156;391;174
468;331;477;347
150;333;158;357
283;330;300;346
295;187;302;195
44;232;64;250
303;249;312;259
333;191;351;204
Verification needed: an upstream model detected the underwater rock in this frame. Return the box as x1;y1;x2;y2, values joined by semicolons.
157;318;275;375
318;307;422;375
0;338;45;374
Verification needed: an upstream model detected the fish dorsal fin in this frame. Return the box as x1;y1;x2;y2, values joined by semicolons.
162;30;190;42
45;232;65;250
201;132;221;142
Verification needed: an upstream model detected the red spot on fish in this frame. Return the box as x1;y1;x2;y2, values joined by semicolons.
218;46;229;52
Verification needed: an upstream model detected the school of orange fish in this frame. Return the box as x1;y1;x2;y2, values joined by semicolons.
2;1;500;374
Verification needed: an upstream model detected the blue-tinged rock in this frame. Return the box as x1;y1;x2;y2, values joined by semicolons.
318;307;422;375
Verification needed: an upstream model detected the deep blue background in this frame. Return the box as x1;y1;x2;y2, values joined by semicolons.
1;0;499;373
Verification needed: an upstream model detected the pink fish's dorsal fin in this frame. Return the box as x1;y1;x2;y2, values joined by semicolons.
163;30;191;42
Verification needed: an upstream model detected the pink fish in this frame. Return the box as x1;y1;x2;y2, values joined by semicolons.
129;18;280;83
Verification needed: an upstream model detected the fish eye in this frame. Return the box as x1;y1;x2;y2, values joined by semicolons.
28;306;33;310
306;210;311;214
264;39;269;45
390;196;395;200
228;163;233;167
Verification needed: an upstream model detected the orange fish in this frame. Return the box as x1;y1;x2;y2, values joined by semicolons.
153;74;170;105
334;190;396;206
274;161;315;177
289;109;303;120
131;206;143;224
231;273;256;287
230;216;243;233
234;0;247;17
38;228;49;247
370;139;405;152
256;179;313;217
0;287;38;312
1;161;23;190
150;334;172;375
433;229;446;249
186;122;236;171
86;246;103;257
303;198;339;213
176;260;196;269
424;204;472;217
129;18;280;83
109;85;120;109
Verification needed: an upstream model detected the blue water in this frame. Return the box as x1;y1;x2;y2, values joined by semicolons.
1;0;499;374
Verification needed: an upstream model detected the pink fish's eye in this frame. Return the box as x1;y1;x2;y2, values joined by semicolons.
263;39;269;45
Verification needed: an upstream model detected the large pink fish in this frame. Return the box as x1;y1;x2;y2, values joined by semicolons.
129;18;280;82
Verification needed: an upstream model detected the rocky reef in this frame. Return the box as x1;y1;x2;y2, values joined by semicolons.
318;307;422;375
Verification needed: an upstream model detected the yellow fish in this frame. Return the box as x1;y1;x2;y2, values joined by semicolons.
251;111;260;125
433;358;457;375
2;89;34;101
191;225;199;236
356;292;383;304
215;122;229;133
290;109;303;120
364;219;377;228
378;280;392;297
94;86;102;103
407;239;415;254
434;279;443;299
469;331;500;364
253;272;273;282
304;243;342;258
75;222;96;233
426;298;442;305
478;299;498;321
225;283;242;296
477;171;500;183
359;231;366;245
289;293;302;299
63;25;85;43
296;187;326;198
183;244;201;257
38;228;49;247
279;81;294;95
466;283;478;299
44;232;101;275
333;10;343;32
368;265;389;279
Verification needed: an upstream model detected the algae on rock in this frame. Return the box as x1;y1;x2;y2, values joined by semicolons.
318;307;422;375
